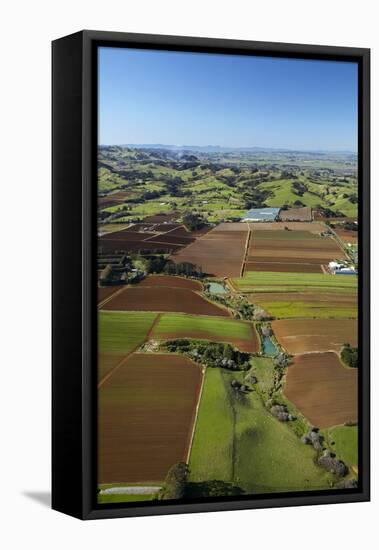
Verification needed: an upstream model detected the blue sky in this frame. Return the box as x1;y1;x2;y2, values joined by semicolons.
98;47;358;151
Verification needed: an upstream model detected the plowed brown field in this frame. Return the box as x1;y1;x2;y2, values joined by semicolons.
279;207;312;221
248;222;326;232
144;234;196;246
171;225;248;277
246;229;345;273
334;229;358;244
245;261;323;273
101;286;230;316
272;319;357;354
284;352;357;428
98;353;203;483
98;352;125;380
138;275;203;291
98;285;123;304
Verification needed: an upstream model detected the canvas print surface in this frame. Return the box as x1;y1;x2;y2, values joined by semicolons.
97;47;359;505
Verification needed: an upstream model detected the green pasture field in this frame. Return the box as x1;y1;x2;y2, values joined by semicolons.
249;357;276;399
324;425;358;467
258;179;323;208
233;271;358;293
233;271;357;319
257;301;357;319
189;368;234;481
152;313;254;347
189;368;335;494
255;178;357;217
98;311;157;355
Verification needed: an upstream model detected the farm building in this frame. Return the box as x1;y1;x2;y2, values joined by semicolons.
241;207;280;222
335;268;356;275
328;261;356;275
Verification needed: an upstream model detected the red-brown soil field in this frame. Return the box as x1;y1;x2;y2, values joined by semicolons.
245;260;323;273
137;275;203;291
152;318;259;353
98;191;134;209
144;234;196;246
333;228;358;244
98;352;125;380
101;286;230;316
98;285;123;304
171;225;248;278
313;211;356;223
246;230;346;273
272;319;357;354
98;353;203;483
154;223;181;232
100;230;155;241
211;222;248;232
248;222;326;232
98;238;181;254
123;223;156;232
279;207;312;221
284;352;357;428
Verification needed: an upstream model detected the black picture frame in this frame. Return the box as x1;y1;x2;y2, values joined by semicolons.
52;30;370;520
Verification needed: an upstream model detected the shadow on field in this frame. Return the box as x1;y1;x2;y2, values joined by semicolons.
23;491;51;507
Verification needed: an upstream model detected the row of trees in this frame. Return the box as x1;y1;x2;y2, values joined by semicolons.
164;339;251;371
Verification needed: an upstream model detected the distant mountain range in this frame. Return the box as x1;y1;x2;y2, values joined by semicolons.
102;143;357;155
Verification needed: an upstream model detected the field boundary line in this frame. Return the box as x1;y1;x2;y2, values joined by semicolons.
97;345;140;389
196;290;233;318
98;314;160;389
328;226;351;260
185;366;206;465
240;223;252;278
225;278;238;293
98;286;128;309
98;223;133;236
146;312;162;340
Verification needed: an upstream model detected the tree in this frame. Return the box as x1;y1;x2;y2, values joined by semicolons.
159;462;190;500
182;211;207;231
341;344;358;368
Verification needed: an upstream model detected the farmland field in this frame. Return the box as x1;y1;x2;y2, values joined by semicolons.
324;425;358;468
171;225;248;278
97;143;359;501
246;229;346;274
272;319;357;354
98;353;203;484
189;367;335;493
333;228;358;244
233;271;357;318
137;274;203;290
279;206;312;221
101;286;230;316
152;313;259;353
98;311;157;379
248;221;327;232
284;352;357;428
97;285;122;304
